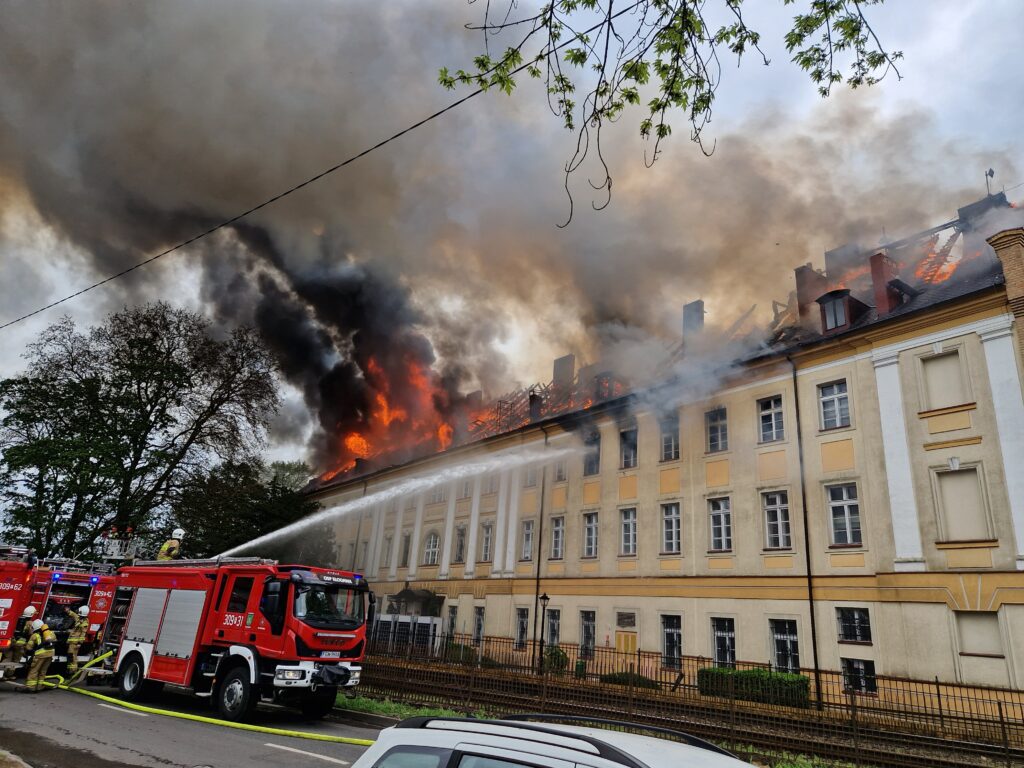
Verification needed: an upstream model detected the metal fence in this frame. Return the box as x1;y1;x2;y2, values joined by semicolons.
362;633;1024;768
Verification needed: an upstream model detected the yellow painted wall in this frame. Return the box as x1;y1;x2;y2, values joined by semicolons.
706;459;730;487
821;439;855;472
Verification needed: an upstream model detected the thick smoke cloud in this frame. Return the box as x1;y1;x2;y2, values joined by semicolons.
0;2;1017;472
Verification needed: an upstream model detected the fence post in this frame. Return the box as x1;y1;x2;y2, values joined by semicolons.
848;690;860;768
541;665;549;713
465;657;477;713
999;701;1011;768
934;676;945;737
628;663;635;718
728;669;736;750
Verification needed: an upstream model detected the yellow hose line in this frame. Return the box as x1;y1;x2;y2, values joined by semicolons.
38;650;375;747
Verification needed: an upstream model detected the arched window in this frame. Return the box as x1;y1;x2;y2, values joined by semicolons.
423;531;440;565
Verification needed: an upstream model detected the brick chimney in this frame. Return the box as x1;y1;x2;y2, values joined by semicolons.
870;252;901;315
987;227;1024;358
795;264;828;326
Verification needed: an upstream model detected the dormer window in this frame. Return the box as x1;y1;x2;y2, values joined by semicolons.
823;297;846;330
815;288;868;334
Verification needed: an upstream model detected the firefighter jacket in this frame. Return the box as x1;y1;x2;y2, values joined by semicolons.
26;625;57;658
13;617;32;648
65;609;89;643
157;538;181;561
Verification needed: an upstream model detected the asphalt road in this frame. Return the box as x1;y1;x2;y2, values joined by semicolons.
0;680;380;768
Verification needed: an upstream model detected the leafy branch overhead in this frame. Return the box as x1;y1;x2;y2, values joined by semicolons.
441;0;901;223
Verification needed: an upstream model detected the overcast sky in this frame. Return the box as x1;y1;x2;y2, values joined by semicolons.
0;0;1021;464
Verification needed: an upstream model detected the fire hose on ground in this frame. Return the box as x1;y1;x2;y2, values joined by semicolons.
34;651;375;747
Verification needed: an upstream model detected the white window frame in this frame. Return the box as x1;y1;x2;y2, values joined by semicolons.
620;508;637;556
514;607;529;649
483;474;500;495
819;380;851;430
458;480;472;499
709;497;732;552
583;433;601;476
550;516;565;560
423;531;440;566
619;426;638;469
836;607;872;643
763;490;792;549
480;522;494;562
583;511;599;558
706;407;728;453
660;416;680;461
769;618;800;673
446;605;458;637
545;608;561;647
428;485;447;505
453;526;466;564
521;519;535;561
472;606;485;646
661;614;683;670
758;395;785;443
580;610;596;659
553;460;567;483
827;483;862;546
841;657;877;693
662;502;681;554
823;298;847;330
711;616;736;668
523;467;538;488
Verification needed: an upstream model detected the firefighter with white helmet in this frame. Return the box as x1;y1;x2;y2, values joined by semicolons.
64;605;91;675
1;605;36;680
23;618;57;692
157;527;185;561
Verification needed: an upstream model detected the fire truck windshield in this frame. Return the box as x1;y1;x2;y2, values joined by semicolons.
293;583;365;630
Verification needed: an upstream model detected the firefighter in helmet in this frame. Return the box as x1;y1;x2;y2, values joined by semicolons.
157;528;185;561
64;605;91;675
1;605;36;680
23;618;57;692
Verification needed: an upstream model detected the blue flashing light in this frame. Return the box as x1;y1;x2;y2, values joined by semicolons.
354;574;362;580
52;572;62;581
90;575;100;585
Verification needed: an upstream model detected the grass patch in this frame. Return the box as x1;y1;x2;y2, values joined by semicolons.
332;694;487;721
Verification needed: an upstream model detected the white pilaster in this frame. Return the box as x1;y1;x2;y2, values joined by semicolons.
389;500;404;580
464;476;483;577
368;505;385;577
407;493;425;579
491;471;510;577
504;468;522;575
872;349;926;571
439;481;458;576
980;318;1024;570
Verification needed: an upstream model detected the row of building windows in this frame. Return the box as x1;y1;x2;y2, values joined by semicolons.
373;483;863;569
458;605;876;692
421;380;854;505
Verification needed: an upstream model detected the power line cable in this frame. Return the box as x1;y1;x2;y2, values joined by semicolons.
0;3;642;332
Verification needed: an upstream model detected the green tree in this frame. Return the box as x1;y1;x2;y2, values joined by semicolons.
442;0;901;221
265;460;314;492
169;460;333;566
0;303;279;556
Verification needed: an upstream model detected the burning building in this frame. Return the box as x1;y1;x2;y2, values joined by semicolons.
309;193;1024;692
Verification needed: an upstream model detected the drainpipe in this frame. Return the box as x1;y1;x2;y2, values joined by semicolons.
788;354;823;710
530;426;551;672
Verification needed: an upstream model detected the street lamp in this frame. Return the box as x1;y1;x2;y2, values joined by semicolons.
538;592;550;674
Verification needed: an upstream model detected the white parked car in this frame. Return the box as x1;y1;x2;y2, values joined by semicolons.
350;715;748;768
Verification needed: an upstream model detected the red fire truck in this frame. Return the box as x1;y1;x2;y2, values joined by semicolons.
103;557;373;720
0;546;116;671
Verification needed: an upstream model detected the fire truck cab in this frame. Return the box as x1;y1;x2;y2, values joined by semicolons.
0;545;116;671
107;557;372;721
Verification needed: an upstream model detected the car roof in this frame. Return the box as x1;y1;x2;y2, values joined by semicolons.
384;717;744;768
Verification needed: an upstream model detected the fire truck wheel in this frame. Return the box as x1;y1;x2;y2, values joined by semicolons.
216;666;256;721
118;654;162;701
300;686;338;720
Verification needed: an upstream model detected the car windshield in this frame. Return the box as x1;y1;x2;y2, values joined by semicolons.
293;583;365;630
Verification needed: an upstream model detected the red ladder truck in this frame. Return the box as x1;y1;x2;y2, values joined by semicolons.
0;545;116;673
103;557;373;720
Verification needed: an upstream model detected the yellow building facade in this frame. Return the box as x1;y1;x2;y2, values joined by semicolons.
311;224;1024;690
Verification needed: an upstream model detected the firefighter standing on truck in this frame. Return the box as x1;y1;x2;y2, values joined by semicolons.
64;605;90;675
23;618;57;693
157;527;185;561
1;605;36;680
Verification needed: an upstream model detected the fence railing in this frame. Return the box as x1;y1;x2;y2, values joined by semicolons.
364;632;1024;766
